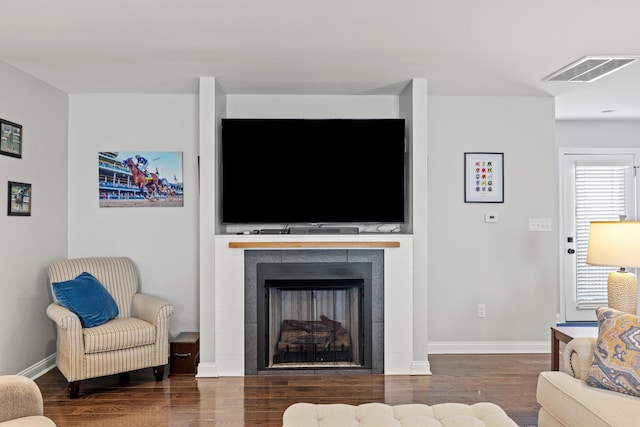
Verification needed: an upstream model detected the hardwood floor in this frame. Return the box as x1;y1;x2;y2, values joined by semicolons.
35;353;549;426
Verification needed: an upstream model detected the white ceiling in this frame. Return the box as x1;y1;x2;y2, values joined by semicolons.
2;0;640;120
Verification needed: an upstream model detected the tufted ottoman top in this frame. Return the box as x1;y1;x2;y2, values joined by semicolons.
283;402;519;427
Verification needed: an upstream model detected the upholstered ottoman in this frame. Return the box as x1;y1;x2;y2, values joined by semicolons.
283;402;518;427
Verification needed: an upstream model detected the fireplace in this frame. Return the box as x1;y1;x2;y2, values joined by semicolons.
257;263;372;371
244;250;384;375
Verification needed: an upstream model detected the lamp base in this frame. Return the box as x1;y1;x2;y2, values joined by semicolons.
608;270;638;315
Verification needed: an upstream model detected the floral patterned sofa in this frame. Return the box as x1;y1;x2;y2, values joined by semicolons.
537;307;640;427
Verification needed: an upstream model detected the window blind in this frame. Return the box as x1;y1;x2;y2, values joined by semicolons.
574;166;627;308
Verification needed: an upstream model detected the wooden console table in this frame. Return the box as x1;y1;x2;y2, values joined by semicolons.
550;325;597;371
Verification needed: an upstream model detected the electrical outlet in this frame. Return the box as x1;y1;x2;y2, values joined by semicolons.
477;303;486;318
484;213;498;223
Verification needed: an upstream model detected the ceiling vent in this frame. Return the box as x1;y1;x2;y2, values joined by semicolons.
543;56;637;82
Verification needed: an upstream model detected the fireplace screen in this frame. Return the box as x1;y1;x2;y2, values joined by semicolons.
266;280;364;368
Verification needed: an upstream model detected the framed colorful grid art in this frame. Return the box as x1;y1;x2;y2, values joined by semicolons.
464;152;504;203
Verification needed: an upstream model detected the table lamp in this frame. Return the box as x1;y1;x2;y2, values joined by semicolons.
586;221;640;315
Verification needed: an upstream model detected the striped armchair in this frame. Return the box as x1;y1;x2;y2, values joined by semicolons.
46;257;174;398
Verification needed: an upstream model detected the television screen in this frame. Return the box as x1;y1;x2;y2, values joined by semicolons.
221;118;406;224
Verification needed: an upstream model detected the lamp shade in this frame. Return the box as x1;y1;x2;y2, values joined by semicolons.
587;221;640;268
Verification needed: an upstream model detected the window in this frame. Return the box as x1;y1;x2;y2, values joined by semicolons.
574;165;627;308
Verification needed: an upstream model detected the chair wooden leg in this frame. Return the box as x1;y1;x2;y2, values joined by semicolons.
68;381;80;399
153;365;165;381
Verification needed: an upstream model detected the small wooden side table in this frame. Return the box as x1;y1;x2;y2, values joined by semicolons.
170;332;200;375
550;325;597;371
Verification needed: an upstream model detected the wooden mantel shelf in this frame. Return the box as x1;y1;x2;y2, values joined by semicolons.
228;241;400;249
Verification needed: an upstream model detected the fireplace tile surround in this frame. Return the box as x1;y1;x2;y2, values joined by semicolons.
198;235;431;377
244;250;384;374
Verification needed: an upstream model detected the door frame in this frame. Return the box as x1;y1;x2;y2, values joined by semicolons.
558;147;639;323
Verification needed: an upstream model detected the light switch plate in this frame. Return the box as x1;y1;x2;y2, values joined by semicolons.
529;218;552;232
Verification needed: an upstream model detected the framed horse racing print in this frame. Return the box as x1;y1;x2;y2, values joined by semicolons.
0;119;22;158
98;151;183;208
7;181;31;216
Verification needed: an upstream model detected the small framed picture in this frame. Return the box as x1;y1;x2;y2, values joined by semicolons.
464;152;504;203
0;119;23;158
7;181;31;216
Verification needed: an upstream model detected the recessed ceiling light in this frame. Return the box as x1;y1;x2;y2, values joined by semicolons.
543;56;637;82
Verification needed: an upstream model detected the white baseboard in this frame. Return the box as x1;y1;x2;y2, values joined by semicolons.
21;355;224;381
195;362;218;378
428;341;549;354
410;360;432;375
16;345;544;380
18;354;57;380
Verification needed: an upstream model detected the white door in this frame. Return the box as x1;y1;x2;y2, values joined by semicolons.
562;153;636;322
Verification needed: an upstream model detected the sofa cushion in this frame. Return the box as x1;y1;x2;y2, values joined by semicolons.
586;307;640;397
83;317;155;354
283;402;518;427
52;272;119;328
538;371;640;427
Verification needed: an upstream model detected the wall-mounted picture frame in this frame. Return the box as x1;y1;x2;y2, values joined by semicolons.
0;119;23;158
98;151;183;208
464;152;504;203
7;181;31;216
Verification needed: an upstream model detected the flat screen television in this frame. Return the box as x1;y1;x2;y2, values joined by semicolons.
220;118;406;224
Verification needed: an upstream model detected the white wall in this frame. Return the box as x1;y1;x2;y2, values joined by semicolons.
0;76;565;375
557;119;640;148
68;94;199;337
0;61;68;375
427;96;557;351
226;94;399;118
198;78;222;375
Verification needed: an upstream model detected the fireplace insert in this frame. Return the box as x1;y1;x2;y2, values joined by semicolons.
256;263;373;372
274;315;354;364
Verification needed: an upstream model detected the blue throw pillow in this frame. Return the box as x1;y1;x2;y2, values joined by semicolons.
52;272;119;328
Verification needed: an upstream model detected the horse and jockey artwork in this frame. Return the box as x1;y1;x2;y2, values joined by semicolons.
98;151;183;208
0;119;22;159
7;181;31;216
